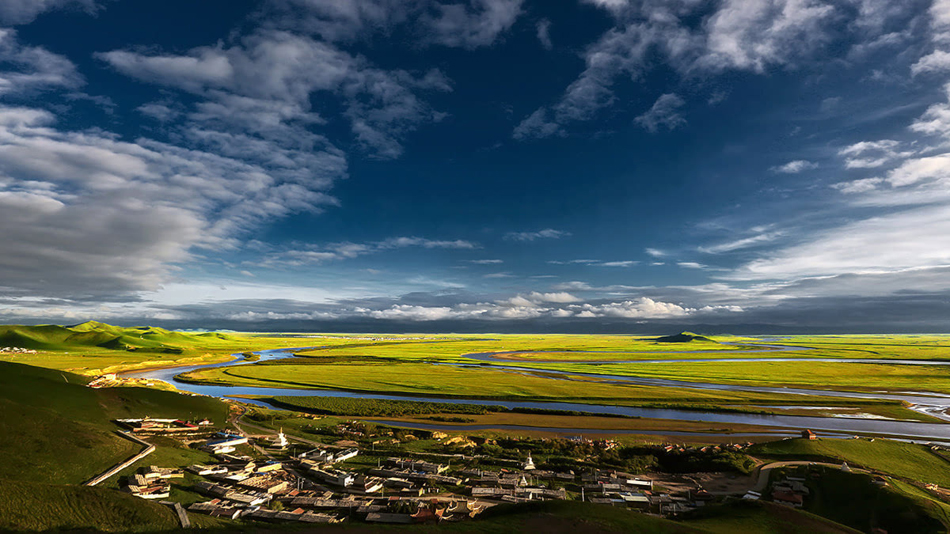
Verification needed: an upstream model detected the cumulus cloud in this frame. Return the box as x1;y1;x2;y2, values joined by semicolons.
504;228;570;241
0;29;83;96
0;30;350;300
536;19;553;50
912;49;950;75
838;139;912;169
98;30;450;160
0;0;102;25
511;108;564;140
514;0;852;139
698;0;835;73
264;0;523;49
422;0;524;49
635;93;686;133
769;160;817;174
832;177;883;194
268;236;478;266
910;83;950;140
0;104;340;298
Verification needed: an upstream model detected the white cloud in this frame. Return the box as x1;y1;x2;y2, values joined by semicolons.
268;236;478;265
513;0;848;139
137;102;181;122
677;262;707;269
697;0;836;73
645;247;666;257
512;108;564;140
733;205;950;280
885;153;950;187
0;29;82;96
0;103;341;298
265;0;413;42
635;93;686;132
0;0;101;25
362;294;708;321
838;139;912;169
770;160;817;174
699;232;781;254
422;0;523;49
536;19;553;50
98;30;450;160
574;297;691;318
832;177;883;194
378;237;477;249
912;49;950;76
910;83;950;140
504;228;570;241
468;259;503;264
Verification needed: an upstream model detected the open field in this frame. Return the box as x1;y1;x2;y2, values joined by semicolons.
532;360;950;394
180;360;907;412
243;404;801;441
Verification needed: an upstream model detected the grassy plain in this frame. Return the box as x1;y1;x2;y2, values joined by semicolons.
534;360;950;394
181;360;900;412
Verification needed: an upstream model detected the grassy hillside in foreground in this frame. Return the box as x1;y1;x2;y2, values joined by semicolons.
796;468;950;534
749;438;950;487
681;500;861;534
0;479;179;532
156;500;858;534
0;361;228;484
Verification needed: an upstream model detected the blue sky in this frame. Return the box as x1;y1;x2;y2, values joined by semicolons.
3;0;950;332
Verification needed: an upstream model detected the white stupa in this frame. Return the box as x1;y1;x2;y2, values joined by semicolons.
523;453;536;471
273;428;288;448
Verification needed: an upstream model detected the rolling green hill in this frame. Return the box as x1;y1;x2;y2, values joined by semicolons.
0;321;241;353
655;332;715;343
749;438;950;487
0;361;227;485
0;479;180;532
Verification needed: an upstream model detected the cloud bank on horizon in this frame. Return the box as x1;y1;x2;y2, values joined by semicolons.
2;0;950;331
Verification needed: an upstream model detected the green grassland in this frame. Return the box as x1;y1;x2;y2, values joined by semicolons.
0;479;180;532
179;360;901;413
291;333;774;362
750;438;950;487
528;359;950;394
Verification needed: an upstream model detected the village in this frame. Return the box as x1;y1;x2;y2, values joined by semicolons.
0;346;37;355
104;414;830;527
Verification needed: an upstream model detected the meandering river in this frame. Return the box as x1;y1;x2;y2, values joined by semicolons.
124;344;950;441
